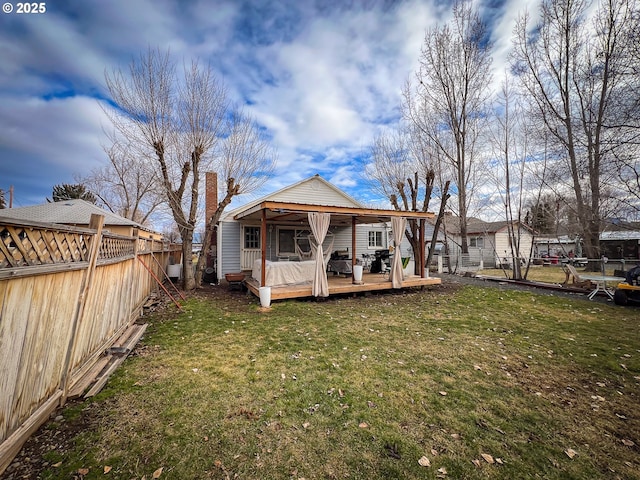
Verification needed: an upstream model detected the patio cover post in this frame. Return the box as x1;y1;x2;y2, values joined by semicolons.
261;209;267;287
351;216;357;282
419;219;425;278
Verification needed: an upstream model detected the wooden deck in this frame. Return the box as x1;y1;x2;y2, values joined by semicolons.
245;272;441;300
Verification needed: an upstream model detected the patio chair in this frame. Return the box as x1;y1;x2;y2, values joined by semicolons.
380;259;391;280
562;264;594;289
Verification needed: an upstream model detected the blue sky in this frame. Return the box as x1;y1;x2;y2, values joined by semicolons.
0;0;530;215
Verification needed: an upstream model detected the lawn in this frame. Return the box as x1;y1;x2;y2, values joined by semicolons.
37;283;638;480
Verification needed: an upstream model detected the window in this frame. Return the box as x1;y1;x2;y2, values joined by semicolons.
277;228;311;256
469;236;484;248
244;226;260;249
368;231;383;248
278;229;295;256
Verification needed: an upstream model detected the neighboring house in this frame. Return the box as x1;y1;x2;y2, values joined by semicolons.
533;234;580;258
0;199;163;240
600;221;640;259
438;215;535;268
531;221;640;261
216;174;439;299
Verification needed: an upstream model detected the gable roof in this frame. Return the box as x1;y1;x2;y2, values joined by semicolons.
0;199;154;232
222;174;364;221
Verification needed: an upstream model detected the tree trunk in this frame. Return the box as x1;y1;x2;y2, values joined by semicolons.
194;179;240;287
180;232;195;290
425;181;451;269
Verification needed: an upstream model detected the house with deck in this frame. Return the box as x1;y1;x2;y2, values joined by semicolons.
216;175;440;300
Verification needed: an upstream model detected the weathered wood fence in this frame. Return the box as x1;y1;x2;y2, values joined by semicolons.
0;214;179;473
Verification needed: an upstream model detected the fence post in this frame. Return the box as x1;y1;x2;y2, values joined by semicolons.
130;229;140;319
438;254;443;274
60;214;104;404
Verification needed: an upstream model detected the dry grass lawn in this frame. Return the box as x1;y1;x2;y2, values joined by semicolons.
32;282;640;480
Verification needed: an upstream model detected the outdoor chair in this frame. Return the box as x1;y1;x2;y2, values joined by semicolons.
562;264;594;289
380;259;391;280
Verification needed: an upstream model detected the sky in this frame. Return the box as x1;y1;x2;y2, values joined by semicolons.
0;0;532;221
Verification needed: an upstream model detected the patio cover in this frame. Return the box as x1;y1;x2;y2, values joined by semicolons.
235;201;436;290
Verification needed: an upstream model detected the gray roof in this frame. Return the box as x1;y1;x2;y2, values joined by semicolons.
600;230;640;241
0;199;150;230
438;216;534;235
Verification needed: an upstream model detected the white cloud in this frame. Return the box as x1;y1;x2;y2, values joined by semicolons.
0;95;109;173
0;0;539;220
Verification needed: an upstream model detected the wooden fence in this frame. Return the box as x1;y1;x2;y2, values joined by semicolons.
0;214;180;473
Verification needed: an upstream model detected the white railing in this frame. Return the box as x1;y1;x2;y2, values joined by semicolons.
241;248;261;270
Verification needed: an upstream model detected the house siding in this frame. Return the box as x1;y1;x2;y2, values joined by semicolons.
268;178;361;207
494;229;533;264
219;221;241;275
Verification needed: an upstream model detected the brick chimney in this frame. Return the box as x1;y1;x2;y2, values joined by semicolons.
205;172;218;224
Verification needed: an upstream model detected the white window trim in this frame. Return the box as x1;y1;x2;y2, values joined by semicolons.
368;230;384;249
242;225;261;249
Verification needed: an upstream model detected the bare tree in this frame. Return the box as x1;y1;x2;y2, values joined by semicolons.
489;76;537;279
77;137;164;224
613;1;640;215
104;48;275;290
616;153;640;217
194;109;277;286
366;129;450;274
487;73;587;278
512;0;639;261
403;0;493;254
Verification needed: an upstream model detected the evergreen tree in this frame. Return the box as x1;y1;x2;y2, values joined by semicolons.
48;184;97;203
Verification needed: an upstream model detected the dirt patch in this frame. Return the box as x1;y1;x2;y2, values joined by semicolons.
2;401;102;480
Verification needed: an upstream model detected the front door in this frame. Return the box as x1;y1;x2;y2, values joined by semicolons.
241;225;261;270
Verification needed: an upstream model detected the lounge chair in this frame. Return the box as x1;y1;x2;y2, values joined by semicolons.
562;264;594;289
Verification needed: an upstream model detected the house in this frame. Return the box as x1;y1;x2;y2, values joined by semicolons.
437;215;535;268
0;199;163;240
216;175;440;300
531;220;640;261
600;220;640;260
533;234;580;258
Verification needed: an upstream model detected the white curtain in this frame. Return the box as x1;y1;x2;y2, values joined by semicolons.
389;216;407;288
308;212;331;297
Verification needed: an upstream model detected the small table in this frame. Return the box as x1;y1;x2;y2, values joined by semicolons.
580;275;625;300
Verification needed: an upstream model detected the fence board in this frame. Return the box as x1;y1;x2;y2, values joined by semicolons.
0;216;178;474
